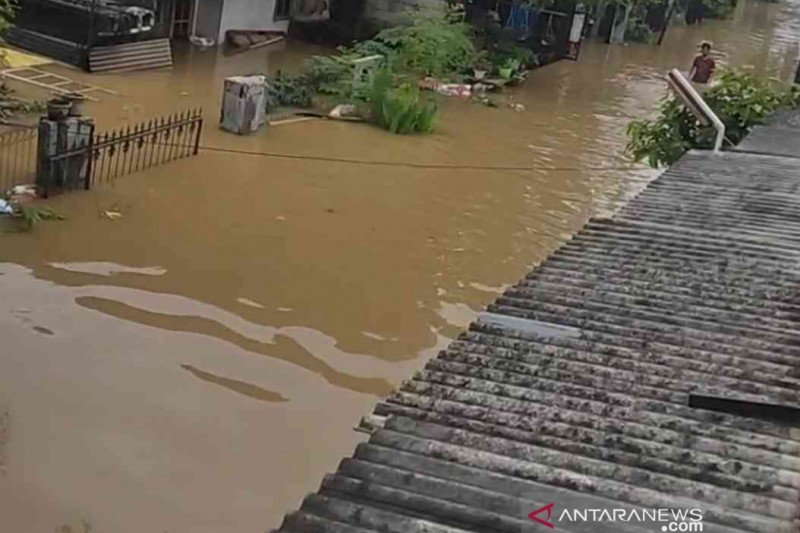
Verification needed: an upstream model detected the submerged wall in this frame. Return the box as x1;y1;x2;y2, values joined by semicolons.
217;0;290;43
361;0;443;32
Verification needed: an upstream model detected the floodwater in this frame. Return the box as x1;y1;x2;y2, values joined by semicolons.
1;1;800;531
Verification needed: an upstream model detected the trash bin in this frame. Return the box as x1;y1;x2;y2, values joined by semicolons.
220;75;267;135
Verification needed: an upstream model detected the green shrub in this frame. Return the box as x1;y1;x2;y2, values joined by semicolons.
265;74;313;111
489;43;534;71
369;68;437;134
304;55;357;96
4;204;64;231
372;9;477;78
306;8;476;88
626;68;794;168
702;0;735;18
625;99;696;168
0;0;13;37
703;70;787;143
303;9;475;103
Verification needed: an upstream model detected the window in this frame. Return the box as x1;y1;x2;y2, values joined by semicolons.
274;0;291;21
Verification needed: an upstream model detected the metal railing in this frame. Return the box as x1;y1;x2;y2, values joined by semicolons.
0;127;38;193
89;108;203;185
44;108;203;194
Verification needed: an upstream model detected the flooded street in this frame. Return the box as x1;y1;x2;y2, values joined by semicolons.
2;1;800;531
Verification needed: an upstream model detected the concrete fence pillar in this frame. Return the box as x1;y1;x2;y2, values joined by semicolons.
37;115;94;197
609;2;631;44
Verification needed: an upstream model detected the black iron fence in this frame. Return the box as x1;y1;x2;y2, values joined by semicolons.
42;108;203;195
89;108;203;186
0;127;38;193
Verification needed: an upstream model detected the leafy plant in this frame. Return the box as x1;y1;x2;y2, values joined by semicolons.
5;204;64;231
703;70;787;144
0;82;46;117
625;98;695;168
702;0;735;18
490;44;533;70
625;68;794;168
304;55;356;96
369;67;437;134
265;74;313;111
0;0;16;68
303;9;475;104
0;0;14;37
19;205;64;230
304;45;390;102
374;9;477;78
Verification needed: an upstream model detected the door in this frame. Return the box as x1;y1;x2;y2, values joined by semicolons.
171;0;194;38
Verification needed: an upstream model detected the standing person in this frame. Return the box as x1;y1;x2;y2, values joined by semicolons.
689;41;716;84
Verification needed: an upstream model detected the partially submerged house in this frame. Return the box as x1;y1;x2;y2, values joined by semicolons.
7;0;292;71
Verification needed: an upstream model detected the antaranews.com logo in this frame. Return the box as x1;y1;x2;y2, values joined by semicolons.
526;502;704;531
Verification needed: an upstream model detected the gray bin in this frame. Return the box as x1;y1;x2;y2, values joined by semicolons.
220;75;267;135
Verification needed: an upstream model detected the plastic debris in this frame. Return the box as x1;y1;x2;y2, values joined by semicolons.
329;104;358;119
102;210;122;220
436;84;472;98
11;184;36;196
0;198;12;214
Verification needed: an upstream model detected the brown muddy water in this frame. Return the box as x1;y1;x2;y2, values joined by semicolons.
2;1;800;531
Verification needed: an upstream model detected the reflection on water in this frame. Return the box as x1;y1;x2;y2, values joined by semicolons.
49;262;167;277
1;1;800;531
75;295;394;395
236;296;266;309
436;300;480;330
180;364;289;403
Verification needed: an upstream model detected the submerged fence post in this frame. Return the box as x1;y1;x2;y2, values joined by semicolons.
36;117;57;198
656;0;676;45
193;108;203;155
84;122;96;190
609;3;631;44
795;57;800;85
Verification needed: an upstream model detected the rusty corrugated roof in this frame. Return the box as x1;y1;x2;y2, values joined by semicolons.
272;116;800;533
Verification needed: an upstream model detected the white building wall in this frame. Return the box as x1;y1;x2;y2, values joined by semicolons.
217;0;290;44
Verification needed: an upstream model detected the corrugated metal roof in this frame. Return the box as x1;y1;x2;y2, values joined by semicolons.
272;116;800;533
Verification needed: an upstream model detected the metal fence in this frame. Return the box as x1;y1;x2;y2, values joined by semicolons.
43;108;203;195
88;108;203;186
0;128;38;193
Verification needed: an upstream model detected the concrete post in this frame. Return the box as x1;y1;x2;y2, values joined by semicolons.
609;2;631;44
37;115;94;197
795;57;800;85
590;1;606;37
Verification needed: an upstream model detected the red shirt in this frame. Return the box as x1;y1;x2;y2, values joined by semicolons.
691;55;716;84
